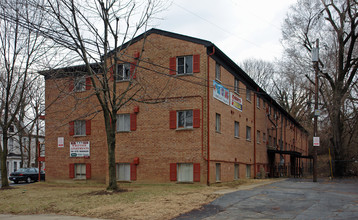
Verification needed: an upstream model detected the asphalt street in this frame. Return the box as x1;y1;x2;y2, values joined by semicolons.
174;178;358;220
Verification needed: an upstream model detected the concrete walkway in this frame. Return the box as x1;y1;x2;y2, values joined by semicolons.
0;214;103;220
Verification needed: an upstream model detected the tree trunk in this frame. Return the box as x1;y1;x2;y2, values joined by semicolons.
104;112;118;191
1;131;10;187
331;93;345;176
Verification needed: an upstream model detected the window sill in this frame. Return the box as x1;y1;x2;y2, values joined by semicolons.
73;135;86;137
234;91;240;96
246;139;251;142
234;136;240;139
116;79;132;82
73;90;86;93
176;181;194;184
176;73;193;76
216;130;221;134
176;128;193;131
117;131;131;133
246;99;252;103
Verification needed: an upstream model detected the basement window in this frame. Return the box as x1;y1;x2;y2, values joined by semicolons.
75;163;86;179
116;163;130;181
177;163;193;182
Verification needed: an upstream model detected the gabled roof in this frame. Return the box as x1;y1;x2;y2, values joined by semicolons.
125;29;306;133
39;28;307;133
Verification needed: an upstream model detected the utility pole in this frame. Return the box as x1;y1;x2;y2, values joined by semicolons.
312;39;319;182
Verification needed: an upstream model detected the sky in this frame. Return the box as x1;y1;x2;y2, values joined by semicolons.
152;0;297;64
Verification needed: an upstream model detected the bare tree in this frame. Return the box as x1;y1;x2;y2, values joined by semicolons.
240;58;275;94
282;0;358;175
0;0;48;187
12;0;167;190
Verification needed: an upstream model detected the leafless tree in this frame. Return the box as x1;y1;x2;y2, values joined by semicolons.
282;0;358;175
12;0;168;190
240;58;276;94
0;0;49;187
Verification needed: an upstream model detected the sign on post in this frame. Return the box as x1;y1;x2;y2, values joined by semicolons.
313;137;320;147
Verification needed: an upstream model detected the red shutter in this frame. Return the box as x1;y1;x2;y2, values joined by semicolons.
86;163;91;179
69;79;74;92
169;57;176;75
134;51;140;59
69;163;75;178
130;163;137;181
69;121;74;136
169;111;177;129
109;66;114;81
86;120;91;135
130;62;136;79
86;77;91;90
193;163;200;182
170;163;177;181
193;54;200;73
130;113;137;131
193;109;200;128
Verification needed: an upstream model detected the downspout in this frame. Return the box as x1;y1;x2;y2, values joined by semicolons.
207;46;215;186
253;90;257;178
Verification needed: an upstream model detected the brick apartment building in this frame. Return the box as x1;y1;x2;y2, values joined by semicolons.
41;29;310;184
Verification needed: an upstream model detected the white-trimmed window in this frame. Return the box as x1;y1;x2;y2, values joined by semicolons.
177;163;193;182
257;96;260;108
177;110;193;128
216;113;221;132
74;77;86;92
246;165;251;178
116;63;131;81
215;63;221;81
246;126;251;141
234;164;239;180
246;89;251;102
257;130;261;144
117;114;130;132
75;163;86;179
177;56;193;75
116;163;131;181
234;78;239;94
234;121;239;138
74;120;86;136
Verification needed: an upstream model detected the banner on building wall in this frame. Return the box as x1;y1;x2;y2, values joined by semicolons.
58;137;64;148
230;92;243;112
70;141;90;157
213;80;230;105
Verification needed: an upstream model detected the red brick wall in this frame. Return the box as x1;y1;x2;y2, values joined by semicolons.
44;32;309;184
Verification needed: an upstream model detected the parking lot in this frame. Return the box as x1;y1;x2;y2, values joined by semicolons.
175;178;358;219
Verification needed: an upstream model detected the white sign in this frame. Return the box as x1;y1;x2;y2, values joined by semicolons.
70;141;90;157
313;137;320;147
58;137;64;148
230;92;243;112
213;80;230;105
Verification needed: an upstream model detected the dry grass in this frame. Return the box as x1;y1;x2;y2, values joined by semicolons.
0;179;274;219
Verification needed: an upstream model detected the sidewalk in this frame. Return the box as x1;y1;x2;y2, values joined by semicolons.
0;214;103;220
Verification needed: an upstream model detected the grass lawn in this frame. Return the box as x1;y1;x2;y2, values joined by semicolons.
0;179;273;219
